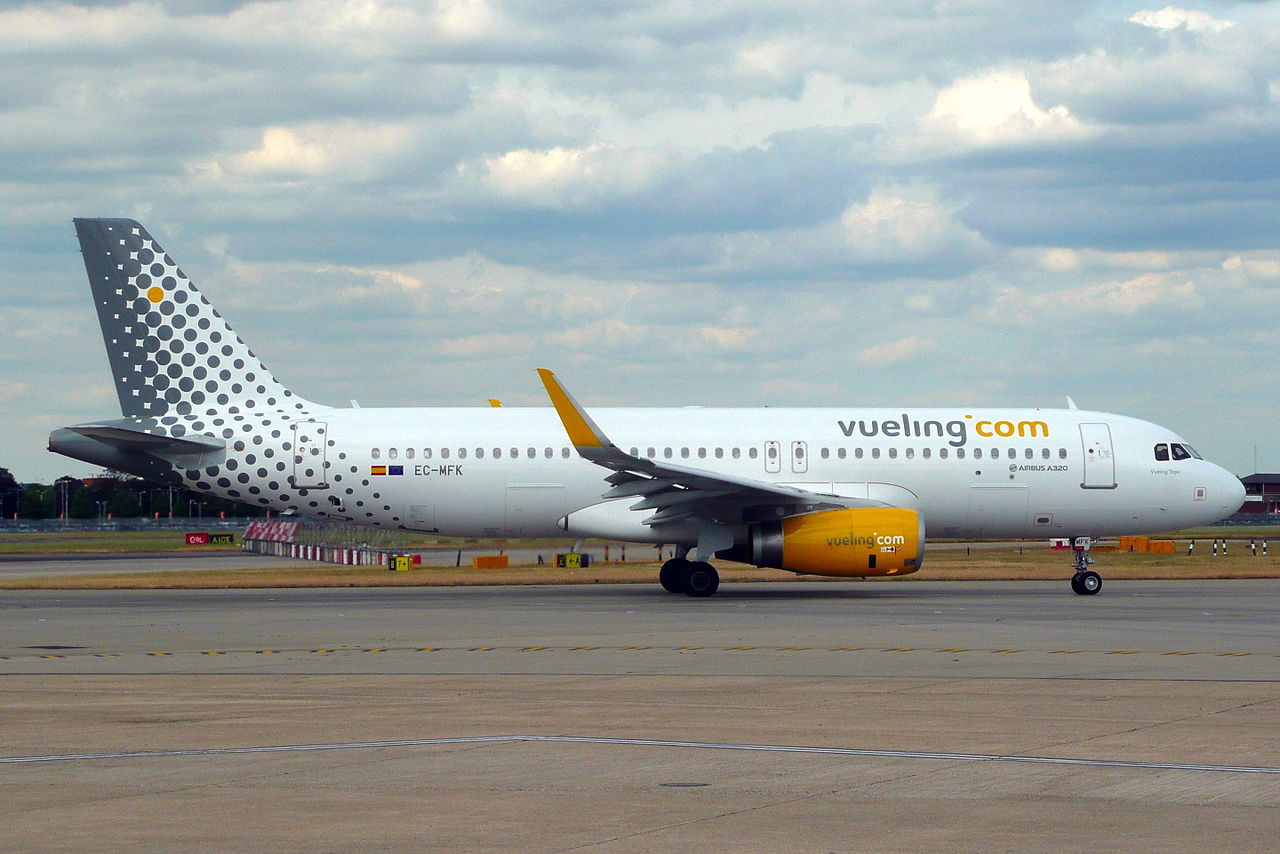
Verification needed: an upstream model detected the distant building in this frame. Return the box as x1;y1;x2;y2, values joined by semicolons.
1239;473;1280;515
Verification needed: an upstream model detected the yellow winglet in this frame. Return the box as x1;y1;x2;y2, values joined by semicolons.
537;368;607;449
488;398;503;408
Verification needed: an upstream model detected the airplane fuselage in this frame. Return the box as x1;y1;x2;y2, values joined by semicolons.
64;404;1235;543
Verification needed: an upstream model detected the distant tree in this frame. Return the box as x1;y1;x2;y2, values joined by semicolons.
0;467;17;518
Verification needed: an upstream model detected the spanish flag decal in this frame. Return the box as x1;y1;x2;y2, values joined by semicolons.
371;465;387;476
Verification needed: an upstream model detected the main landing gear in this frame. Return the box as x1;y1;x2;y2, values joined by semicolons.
1069;537;1103;595
659;557;720;597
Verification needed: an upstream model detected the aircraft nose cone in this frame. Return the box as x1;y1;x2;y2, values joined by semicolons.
1224;469;1246;510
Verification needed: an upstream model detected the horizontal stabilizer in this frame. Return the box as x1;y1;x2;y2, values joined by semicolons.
67;424;225;455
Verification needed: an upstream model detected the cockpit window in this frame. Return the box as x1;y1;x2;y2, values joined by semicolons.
1185;445;1203;459
1170;443;1192;461
1154;444;1169;461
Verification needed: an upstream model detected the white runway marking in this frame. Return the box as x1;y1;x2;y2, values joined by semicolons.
4;735;1279;775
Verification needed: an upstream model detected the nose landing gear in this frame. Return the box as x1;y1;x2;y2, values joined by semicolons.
1070;537;1103;595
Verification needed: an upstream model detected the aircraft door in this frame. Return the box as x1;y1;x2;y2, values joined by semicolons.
790;441;808;474
1079;423;1117;489
765;441;781;474
291;421;329;489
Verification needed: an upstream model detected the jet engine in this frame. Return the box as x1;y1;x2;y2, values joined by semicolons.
746;507;924;577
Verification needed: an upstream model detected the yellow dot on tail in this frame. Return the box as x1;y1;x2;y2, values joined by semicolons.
147;286;164;303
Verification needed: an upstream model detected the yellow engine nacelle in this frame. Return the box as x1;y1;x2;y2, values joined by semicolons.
750;507;925;577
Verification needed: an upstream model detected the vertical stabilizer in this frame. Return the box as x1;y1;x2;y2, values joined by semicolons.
74;218;309;418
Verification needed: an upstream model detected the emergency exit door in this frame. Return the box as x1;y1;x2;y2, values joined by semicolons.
1079;423;1117;489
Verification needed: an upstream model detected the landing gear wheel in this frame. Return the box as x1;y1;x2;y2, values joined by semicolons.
659;558;689;593
1071;570;1102;595
684;561;719;597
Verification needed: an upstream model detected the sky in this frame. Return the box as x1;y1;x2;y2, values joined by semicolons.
1;0;1279;482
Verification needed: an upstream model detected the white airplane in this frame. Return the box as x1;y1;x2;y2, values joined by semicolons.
50;218;1245;596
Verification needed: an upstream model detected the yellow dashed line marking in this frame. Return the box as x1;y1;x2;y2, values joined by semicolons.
523;646;546;652
312;649;331;654
571;646;599;651
39;654;64;659
364;648;385;653
1107;650;1138;655
1219;652;1250;657
146;652;168;657
1163;651;1194;656
471;647;493;651
1051;650;1082;654
993;649;1022;654
885;647;916;652
416;647;439;652
202;651;222;656
257;650;276;655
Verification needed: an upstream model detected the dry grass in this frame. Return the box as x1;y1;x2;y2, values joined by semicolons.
3;550;1276;590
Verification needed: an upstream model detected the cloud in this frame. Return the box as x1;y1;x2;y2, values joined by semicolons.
921;69;1087;146
1128;7;1234;33
855;336;937;366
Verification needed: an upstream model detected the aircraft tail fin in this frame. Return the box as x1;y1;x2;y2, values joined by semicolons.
74;218;311;419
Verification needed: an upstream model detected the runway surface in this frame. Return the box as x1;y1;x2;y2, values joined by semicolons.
3;579;1279;851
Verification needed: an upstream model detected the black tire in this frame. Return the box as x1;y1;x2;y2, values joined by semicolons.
1077;570;1102;595
684;561;719;597
1070;573;1084;595
659;558;689;593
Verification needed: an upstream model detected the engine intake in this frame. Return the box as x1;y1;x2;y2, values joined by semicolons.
749;507;924;577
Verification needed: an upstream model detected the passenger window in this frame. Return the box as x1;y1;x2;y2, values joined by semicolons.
664;448;673;459
1025;449;1033;459
544;447;553;458
527;448;536;458
732;447;740;459
681;448;690;459
973;448;982;459
647;447;656;458
475;448;484;459
767;445;778;459
562;447;570;458
371;448;380;460
1171;444;1191;461
389;448;397;460
1041;448;1050;459
697;448;706;459
1154;444;1169;461
922;448;931;459
748;448;758;459
1059;448;1067;459
796;446;805;459
855;448;864;459
905;448;914;459
715;448;723;459
939;448;948;459
510;448;518;458
837;448;846;459
441;448;450;459
406;448;415;460
888;448;897;459
424;448;432;459
872;448;881;459
990;448;999;458
458;448;467;459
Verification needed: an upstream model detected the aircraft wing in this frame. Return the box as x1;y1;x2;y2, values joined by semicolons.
537;369;886;527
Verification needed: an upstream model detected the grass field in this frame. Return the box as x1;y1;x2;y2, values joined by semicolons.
3;548;1275;590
